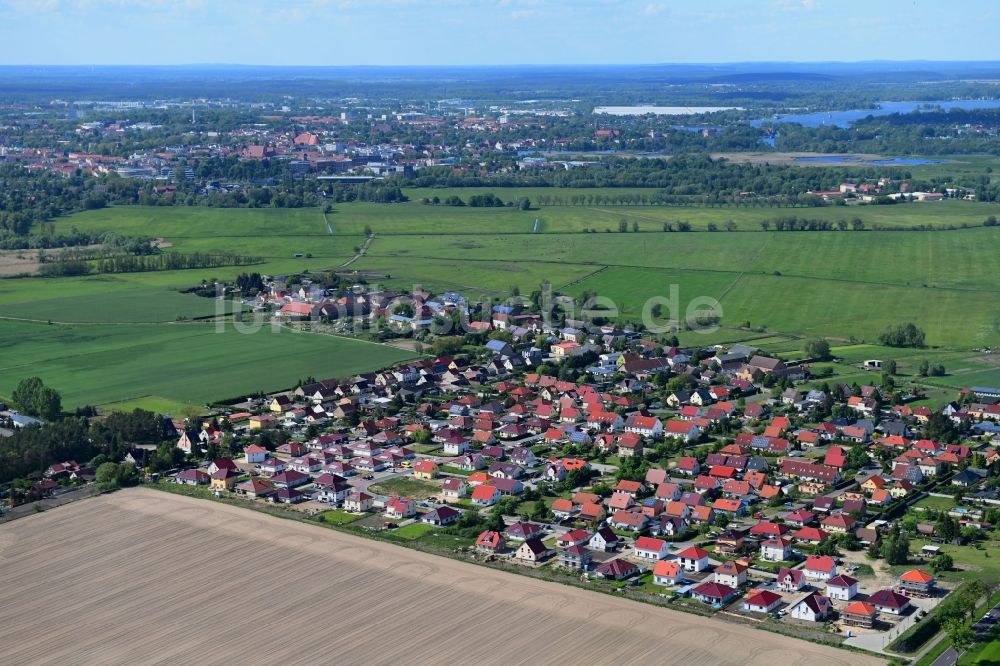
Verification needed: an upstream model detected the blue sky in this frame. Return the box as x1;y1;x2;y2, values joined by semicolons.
0;0;997;66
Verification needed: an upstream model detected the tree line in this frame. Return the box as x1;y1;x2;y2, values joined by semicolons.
37;252;263;277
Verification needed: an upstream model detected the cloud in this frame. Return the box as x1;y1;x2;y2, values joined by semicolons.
644;2;666;14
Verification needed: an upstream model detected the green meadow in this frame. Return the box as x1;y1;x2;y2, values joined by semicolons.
0;320;416;413
4;192;999;410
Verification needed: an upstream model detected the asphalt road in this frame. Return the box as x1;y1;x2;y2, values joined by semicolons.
930;598;1000;666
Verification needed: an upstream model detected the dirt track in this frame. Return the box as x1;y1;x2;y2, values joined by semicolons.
0;489;883;665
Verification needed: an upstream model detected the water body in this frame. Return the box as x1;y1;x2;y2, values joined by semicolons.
793;156;943;166
752;99;1000;128
670;125;722;133
595;105;741;116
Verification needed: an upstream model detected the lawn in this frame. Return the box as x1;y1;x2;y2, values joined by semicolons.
388;522;438;540
907;538;1000;585
368;476;440;500
914;496;959;512
316;510;366;526
960;629;1000;665
0;319;416;411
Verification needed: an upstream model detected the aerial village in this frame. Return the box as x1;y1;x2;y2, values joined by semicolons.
37;287;1000;647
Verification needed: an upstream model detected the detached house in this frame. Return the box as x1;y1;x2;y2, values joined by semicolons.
826;574;859;601
515;537;554;563
633;536;670;561
743;589;782;614
676;546;710;572
790;593;832;622
441;477;468;501
652;560;683;586
776;568;805;592
691;581;736;606
803;555;837;581
385;497;416;519
624;414;663;439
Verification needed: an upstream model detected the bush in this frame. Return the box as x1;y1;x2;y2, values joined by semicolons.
877;322;925;348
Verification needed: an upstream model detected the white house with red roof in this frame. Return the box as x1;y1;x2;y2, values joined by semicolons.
868;589;911;615
803;555;837;580
344;491;374;513
556;529;591;548
385;497;416;519
664;419;700;442
776;567;805;592
790;593;832;622
652;560;683;586
691;581;735;605
441;477;468;501
675;546;711;572
826;574;859;601
471;484;501;506
759;537;792;562
244;444;268;464
623;414;663;438
633;536;670;560
743;589;783;613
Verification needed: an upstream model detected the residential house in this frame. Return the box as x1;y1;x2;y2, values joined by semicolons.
413;459;438;479
790;593;832;622
244;444;269;464
235;477;274;499
556;529;591;549
776;568;805;592
826;574;859;601
515;537;553;563
897;569;936;598
209;468;239;491
652;560;683;586
344;491;375;513
803;555;837;581
588;527;620;552
471;484;501;506
691;581;736;605
175;469;209;486
676;546;711;572
421;507;461;526
559;545;592;571
841;601;877;628
868;589;911;615
385;497;416;519
506;521;544;542
759;537;792;562
441;477;468;502
633;536;670;561
593;558;640;581
475;530;506;554
743;590;783;614
714;560;749;588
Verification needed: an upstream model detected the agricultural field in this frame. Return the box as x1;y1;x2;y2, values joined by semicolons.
5;197;999;412
0;489;876;665
0;319;415;413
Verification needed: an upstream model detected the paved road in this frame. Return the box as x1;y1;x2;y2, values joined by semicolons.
0;485;99;523
928;598;1000;666
930;646;958;666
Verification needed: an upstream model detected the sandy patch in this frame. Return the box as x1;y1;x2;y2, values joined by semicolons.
0;489;882;666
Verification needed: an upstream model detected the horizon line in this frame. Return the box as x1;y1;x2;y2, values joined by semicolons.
2;59;1000;69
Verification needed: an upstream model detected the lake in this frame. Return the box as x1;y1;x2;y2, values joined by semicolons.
752;99;1000;128
595;105;741;116
793;155;943;166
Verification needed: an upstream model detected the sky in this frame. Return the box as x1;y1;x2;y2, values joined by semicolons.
0;0;998;66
